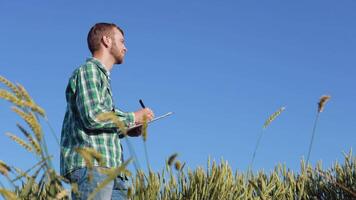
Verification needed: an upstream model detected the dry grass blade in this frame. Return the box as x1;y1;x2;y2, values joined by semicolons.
0;75;21;99
5;132;33;152
318;95;331;113
0;160;11;176
263;106;286;129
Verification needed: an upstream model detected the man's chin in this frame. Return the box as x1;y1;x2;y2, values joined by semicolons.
115;59;124;65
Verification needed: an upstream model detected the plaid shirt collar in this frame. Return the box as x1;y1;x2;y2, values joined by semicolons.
86;57;111;79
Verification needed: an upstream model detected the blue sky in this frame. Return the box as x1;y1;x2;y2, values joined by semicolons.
0;0;355;183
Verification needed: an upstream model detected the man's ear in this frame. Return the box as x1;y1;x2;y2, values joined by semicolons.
101;35;112;48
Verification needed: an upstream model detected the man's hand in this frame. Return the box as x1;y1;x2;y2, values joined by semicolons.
134;108;154;124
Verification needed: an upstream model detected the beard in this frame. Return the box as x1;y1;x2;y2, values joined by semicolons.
110;43;124;64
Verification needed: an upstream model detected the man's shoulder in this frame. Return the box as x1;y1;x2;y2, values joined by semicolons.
71;61;99;77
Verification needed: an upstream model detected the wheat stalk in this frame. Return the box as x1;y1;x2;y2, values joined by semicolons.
306;95;331;165
5;132;33;152
250;106;286;172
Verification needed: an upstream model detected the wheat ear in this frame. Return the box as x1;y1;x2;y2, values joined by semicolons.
12;107;42;142
0;160;11;176
0;89;45;117
16;123;41;155
5;132;33;152
0;75;21;99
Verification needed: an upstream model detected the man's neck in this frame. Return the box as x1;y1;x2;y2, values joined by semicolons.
92;52;114;72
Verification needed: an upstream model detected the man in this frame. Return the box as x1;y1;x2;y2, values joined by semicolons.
60;23;154;200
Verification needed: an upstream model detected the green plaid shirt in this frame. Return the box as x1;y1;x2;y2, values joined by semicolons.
60;57;135;177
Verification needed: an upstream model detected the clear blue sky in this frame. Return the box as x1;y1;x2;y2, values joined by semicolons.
0;0;355;181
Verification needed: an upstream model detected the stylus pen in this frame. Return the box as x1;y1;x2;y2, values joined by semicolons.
139;99;146;108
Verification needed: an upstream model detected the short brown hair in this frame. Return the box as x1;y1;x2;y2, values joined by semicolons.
87;23;124;54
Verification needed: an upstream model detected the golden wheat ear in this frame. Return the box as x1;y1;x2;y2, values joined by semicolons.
16;123;41;155
263;106;286;129
0;160;11;176
97;112;127;134
15;83;33;103
12;107;42;142
5;132;33;153
0;75;22;99
0;89;46;117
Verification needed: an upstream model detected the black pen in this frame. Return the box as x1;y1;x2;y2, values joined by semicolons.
139;99;146;108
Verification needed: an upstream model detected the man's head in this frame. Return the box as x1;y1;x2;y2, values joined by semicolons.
87;23;127;64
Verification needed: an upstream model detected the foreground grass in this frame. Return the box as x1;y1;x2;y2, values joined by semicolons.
0;76;355;200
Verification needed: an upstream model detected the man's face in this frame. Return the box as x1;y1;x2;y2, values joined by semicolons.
110;28;127;64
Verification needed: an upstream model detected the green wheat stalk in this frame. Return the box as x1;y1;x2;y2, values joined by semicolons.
249;106;285;172
306;95;330;165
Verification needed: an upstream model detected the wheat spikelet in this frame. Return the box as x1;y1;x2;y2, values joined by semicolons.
12;107;42;142
318;95;331;113
0;160;11;176
23;101;46;117
0;75;21;99
6;132;33;152
16;123;41;155
0;89;24;106
174;160;182;171
97;112;127;135
168;153;178;166
0;89;46;117
263;106;286;129
16;83;33;103
55;189;69;199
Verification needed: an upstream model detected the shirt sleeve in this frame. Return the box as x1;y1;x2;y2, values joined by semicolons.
114;108;136;128
75;65;119;132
